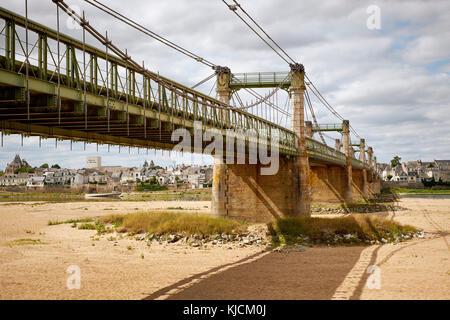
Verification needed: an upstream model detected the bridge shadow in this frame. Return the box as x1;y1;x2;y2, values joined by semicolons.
322;179;345;203
142;246;366;300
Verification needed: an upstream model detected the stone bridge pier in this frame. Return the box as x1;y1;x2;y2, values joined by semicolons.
212;156;302;222
211;65;309;221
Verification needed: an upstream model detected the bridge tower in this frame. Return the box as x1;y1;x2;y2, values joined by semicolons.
211;67;231;217
335;139;341;151
305;121;313;138
342;120;353;203
360;138;369;197
290;63;311;216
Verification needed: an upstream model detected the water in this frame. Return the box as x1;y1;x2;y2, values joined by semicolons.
399;194;450;199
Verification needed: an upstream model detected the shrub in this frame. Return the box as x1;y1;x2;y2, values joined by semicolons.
78;223;96;230
268;215;417;245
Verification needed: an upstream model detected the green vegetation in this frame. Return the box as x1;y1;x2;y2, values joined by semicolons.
136;177;168;192
0;189;212;203
94;221;107;235
0;193;84;203
268;215;418;245
421;177;450;189
14;167;35;174
122;189;211;201
48;218;94;226
78;223;96;230
40;163;49;168
100;211;246;236
5;238;45;246
390;156;401;168
392;188;450;194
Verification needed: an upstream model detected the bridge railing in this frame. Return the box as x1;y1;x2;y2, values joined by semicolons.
229;72;291;89
0;8;297;154
306;137;347;165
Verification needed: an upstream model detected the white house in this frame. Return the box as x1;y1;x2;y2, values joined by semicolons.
27;177;45;187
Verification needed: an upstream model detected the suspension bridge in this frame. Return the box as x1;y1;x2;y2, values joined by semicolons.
0;1;380;221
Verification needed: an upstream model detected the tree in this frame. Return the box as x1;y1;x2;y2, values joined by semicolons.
150;160;155;169
143;160;149;168
427;163;434;168
390;156;401;168
40;163;49;168
14;167;34;174
51;164;61;169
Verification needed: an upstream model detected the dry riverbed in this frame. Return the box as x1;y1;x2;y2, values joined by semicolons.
0;198;448;299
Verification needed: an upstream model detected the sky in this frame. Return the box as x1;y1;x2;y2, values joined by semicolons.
0;0;449;169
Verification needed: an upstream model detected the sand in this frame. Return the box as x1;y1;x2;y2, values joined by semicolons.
0;198;448;300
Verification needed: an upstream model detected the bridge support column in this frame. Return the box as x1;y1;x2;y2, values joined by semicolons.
368;147;373;170
305;121;313;138
342;120;353;203
335;139;341;151
211;156;227;217
374;156;378;175
212;69;232;217
360;139;368;198
367;146;374;182
290;64;310;217
212;158;301;222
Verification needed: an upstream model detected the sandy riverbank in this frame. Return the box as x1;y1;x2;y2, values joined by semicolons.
0;198;448;299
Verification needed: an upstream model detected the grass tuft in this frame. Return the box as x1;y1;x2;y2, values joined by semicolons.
107;211;245;236
78;223;96;230
5;238;45;246
48;218;93;226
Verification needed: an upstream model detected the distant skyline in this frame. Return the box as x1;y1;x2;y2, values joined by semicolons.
0;0;449;166
0;135;213;170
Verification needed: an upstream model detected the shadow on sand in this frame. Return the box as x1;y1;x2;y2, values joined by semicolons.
143;246;366;300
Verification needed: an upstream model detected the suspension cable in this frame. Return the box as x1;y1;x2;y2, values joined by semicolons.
305;73;361;138
53;0;234;111
239;74;290;109
83;0;217;69
230;0;296;64
305;88;326;145
221;0;291;65
230;74;290;116
191;73;216;89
